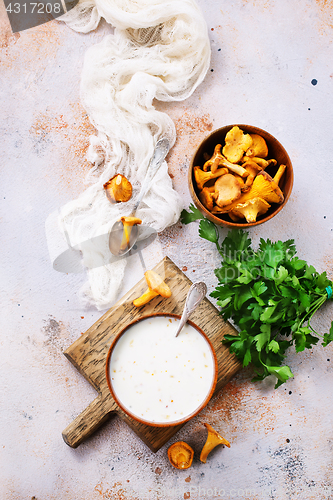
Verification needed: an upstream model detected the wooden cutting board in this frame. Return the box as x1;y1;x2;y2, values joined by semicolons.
62;256;241;452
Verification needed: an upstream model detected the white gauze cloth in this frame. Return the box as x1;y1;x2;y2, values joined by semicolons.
57;0;211;310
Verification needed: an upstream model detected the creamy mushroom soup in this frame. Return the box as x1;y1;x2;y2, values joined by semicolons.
109;316;215;424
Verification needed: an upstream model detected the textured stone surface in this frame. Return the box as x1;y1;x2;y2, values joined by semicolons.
1;0;333;498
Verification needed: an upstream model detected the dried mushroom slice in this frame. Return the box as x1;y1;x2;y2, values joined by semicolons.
222;126;253;163
168;441;194;469
104;174;132;203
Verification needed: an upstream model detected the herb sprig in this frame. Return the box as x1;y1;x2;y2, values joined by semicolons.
181;205;333;387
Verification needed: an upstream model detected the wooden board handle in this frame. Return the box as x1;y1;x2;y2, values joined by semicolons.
62;394;117;448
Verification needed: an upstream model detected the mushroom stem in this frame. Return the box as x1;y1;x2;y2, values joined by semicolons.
133;288;159;307
133;270;172;307
200;423;230;463
273;164;286;185
120;216;142;251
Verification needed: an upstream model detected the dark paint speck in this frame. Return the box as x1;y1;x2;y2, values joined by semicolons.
311;79;318;85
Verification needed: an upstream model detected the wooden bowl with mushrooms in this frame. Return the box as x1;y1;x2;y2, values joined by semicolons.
189;125;294;227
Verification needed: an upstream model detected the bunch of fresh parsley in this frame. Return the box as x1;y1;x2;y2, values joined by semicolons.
181;205;333;387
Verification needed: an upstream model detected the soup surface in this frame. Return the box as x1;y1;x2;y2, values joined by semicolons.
108;315;215;424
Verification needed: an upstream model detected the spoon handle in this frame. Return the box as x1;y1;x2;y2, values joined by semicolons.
175;282;207;337
132;138;170;214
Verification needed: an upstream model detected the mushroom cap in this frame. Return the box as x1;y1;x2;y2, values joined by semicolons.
231;197;271;223
216;169;284;213
199;187;214;211
222;126;253;163
120;216;142;226
144;270;171;298
104;174;132;203
200;423;230;463
245;134;268;158
168;441;194;469
213;173;242;208
194;166;228;190
252;171;284;204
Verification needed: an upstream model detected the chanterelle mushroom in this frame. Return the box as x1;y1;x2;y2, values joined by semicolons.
242;160;262;191
168;441;194;469
215;169;284;213
203;144;225;173
199;186;215;211
223;126;253;164
200;423;230;463
213;173;242;208
231;197;271;223
245;134;268;159
242;157;277;169
120;216;142;251
194;166;228;191
133;270;171;307
104;174;132;203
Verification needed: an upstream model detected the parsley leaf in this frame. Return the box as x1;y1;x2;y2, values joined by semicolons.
180;204;204;224
184;212;333;388
199;219;219;244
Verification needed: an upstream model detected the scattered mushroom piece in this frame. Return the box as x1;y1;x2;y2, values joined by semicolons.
104;174;132;203
200;423;230;463
168;441;194;469
133;270;171;307
120;216;142;251
199;187;215;211
231;197;271;223
213;173;242;208
222;126;253;163
245;134;268;158
194;166;228;191
242;160;262;191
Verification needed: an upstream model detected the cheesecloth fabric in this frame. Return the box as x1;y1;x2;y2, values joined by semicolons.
57;0;211;310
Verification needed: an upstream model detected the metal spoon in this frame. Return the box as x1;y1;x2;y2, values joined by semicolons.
175;282;208;337
109;138;170;257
